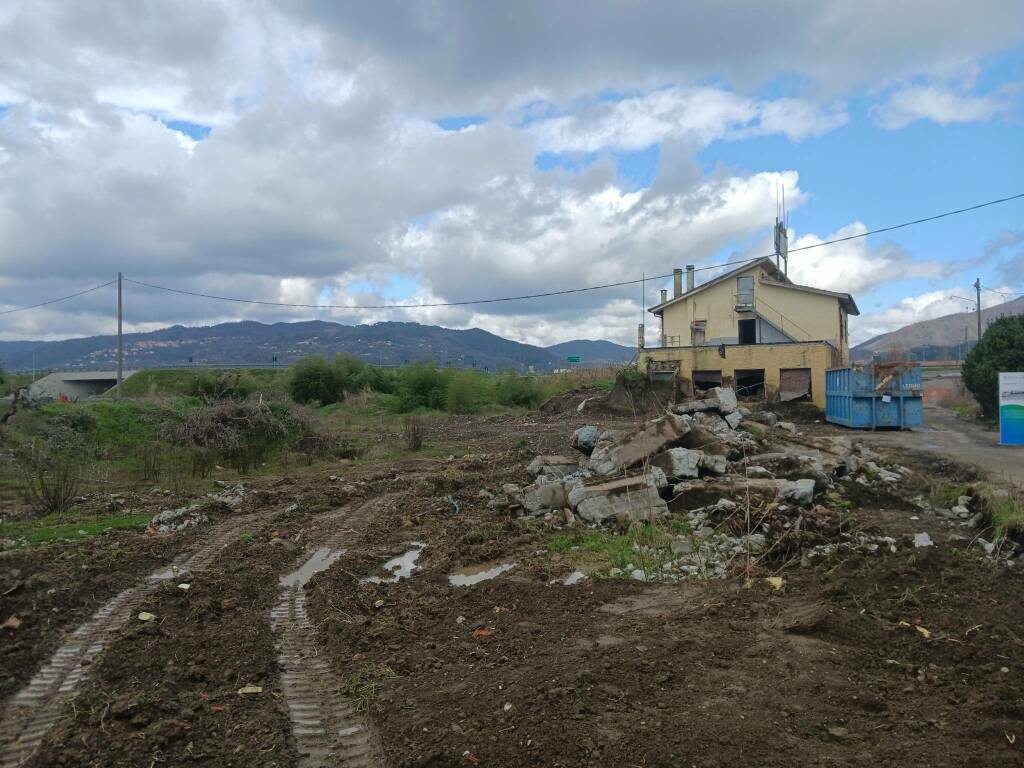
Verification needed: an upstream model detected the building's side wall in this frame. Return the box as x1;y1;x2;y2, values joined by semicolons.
756;281;843;350
638;342;842;408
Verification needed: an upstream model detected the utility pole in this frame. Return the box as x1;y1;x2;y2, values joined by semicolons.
973;278;982;343
116;272;123;400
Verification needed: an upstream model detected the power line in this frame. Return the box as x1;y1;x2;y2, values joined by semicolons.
0;280;116;316
3;191;1023;316
124;190;1024;310
981;285;1024;298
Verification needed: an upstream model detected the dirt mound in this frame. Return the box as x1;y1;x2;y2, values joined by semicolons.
540;377;675;419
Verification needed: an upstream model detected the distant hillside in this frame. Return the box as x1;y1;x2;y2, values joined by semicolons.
545;339;634;365
0;320;604;373
853;296;1024;361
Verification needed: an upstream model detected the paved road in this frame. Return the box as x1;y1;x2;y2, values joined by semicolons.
858;404;1024;489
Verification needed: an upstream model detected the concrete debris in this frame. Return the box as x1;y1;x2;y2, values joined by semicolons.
522;481;570;515
745;466;773;479
724;411;743;430
151;504;209;534
570;426;601;456
775;421;798;434
751;411;778;427
567;474;668;525
588;414;691;476
913;532;934;548
673;387;738;416
527;455;580;478
778;479;816;506
650;447;702;480
698;453;728;476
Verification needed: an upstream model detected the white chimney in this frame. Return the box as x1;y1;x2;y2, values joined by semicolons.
673;268;683;298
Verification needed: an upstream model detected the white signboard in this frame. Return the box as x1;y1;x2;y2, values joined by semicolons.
999;372;1024;446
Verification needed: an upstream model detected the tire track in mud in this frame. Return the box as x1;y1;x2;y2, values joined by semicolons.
271;499;388;768
0;512;267;768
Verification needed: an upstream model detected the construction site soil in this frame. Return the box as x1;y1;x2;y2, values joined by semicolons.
1;409;1021;767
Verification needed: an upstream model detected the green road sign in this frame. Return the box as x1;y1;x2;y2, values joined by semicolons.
566;355;581;363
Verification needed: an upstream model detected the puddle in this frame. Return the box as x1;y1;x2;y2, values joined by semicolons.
280;547;345;588
364;542;426;584
448;561;516;587
547;569;588;586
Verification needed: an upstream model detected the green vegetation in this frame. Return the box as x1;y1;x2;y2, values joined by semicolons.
962;314;1024;419
121;368;288;399
1;371;35;397
988;494;1024;540
929;481;974;509
0;511;152;546
548;522;686;578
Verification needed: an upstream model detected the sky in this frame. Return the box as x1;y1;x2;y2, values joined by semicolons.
1;1;1023;349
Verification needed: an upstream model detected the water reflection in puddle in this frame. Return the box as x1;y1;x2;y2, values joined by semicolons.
363;542;426;584
448;562;516;587
280;547;345;588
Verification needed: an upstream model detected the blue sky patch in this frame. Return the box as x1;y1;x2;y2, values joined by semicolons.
163;119;211;140
436;115;487;131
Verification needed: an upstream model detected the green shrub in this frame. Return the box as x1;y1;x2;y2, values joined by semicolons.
446;371;491;413
289;356;343;405
393;365;449;411
962;315;1024;419
494;372;545;408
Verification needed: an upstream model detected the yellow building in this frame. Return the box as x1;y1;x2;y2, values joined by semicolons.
637;256;859;408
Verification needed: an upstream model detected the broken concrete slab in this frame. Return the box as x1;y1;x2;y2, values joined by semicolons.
674;387;738;416
724;411;743;430
526;455;580;478
522;480;570;515
650;447;702;480
588;414;691;475
567;474;668;525
775;421;798;434
751;411;778;427
699;453;728;475
778;478;816;506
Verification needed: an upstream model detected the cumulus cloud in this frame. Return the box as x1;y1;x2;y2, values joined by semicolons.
530;88;847;153
872;83;1016;129
851;285;1015;344
0;1;1022;348
786;223;961;296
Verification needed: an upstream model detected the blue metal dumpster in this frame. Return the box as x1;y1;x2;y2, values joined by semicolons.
825;364;923;429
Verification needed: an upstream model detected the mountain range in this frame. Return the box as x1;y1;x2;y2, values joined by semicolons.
0;320;635;373
852;296;1024;361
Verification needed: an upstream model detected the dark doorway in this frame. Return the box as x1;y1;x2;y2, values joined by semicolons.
738;319;757;344
692;370;723;393
735;369;765;399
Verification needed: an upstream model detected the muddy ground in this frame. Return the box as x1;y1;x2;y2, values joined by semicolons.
2;406;1023;766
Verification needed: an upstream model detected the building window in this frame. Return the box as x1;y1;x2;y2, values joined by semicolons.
738;318;757;344
736;276;754;308
734;369;765;399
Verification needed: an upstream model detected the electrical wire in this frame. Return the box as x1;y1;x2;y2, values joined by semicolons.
981;285;1024;298
0;280;116;316
125;191;1024;310
4;191;1023;315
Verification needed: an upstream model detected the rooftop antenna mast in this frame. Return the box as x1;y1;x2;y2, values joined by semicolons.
774;184;789;276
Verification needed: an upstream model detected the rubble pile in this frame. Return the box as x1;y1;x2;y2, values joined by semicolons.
488;387;837;529
482;386;1004;578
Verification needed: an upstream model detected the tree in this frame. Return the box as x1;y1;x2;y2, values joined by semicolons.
962;315;1024;419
